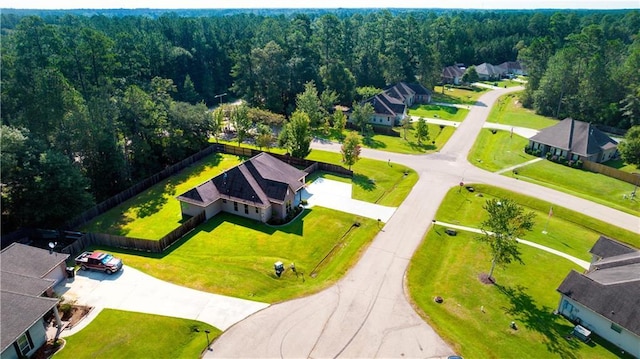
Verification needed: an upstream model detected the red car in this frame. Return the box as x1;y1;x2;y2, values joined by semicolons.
75;251;123;275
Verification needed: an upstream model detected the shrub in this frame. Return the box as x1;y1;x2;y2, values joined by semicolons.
551;155;558;162
575;160;583;168
545;152;552;160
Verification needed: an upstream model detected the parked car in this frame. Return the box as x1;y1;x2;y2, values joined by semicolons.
75;251;123;274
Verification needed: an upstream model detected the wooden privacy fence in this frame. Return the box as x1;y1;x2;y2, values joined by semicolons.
61;211;206;258
582;161;640;186
65;144;223;229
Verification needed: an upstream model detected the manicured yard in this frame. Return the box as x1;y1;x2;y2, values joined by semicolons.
508;160;640;217
434;184;639;258
93;207;379;302
407;230;630;359
468;129;537;172
432;85;489;105
356;124;456;154
487;92;558;129
306;151;417;206
406;185;637;358
479;79;523;88
54;309;219;359
81;153;244;239
602;158;640;174
408;103;469;122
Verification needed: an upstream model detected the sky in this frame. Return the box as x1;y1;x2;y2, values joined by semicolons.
4;0;639;9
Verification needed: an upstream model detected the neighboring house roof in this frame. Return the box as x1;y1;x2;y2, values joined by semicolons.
1;290;58;352
365;92;406;117
557;238;640;336
497;61;523;73
442;65;465;79
529;118;618;157
476;62;500;77
0;242;69;279
0;243;63;352
590;235;636;259
177;152;306;207
406;82;431;96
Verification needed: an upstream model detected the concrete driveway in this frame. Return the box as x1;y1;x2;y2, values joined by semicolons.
55;265;269;335
301;178;397;222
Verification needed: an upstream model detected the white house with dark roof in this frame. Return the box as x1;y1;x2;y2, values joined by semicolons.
528;118;618;163
1;243;67;359
475;62;501;81
441;65;465;85
177;152;306;223
556;237;640;357
350;82;432;127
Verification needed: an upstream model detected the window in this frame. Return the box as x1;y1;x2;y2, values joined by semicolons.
16;333;32;356
255;207;259;214
233;202;238;211
611;323;622;333
244;204;249;214
222;199;227;204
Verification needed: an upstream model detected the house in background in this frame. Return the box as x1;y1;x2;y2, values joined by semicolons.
475;62;501;81
177;152;307;223
441;65;465;85
1;243;68;359
556;236;639;357
350;82;432;128
528;118;618;163
497;61;526;77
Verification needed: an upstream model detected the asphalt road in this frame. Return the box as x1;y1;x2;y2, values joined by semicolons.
207;86;639;358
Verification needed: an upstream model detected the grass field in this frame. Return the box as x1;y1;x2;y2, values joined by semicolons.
602;158;640;174
408;103;469;121
81;153;243;239
408;230;631;359
54;309;219;359
487;92;558;129
432;85;489;105
92;207;379;302
508;160;640;217
479;79;524;88
356;124;456;154
468;129;537;172
407;185;637;358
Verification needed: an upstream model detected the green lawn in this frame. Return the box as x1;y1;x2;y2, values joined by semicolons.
468;129;537;172
432;85;489;105
408;104;469;122
93;208;379;302
306;151;417;206
81;153;244;239
508;160;640;217
487;92;558;129
434;184;639;258
407;230;631;359
54;309;219;359
479;79;524;88
356;125;455;154
406;185;637;358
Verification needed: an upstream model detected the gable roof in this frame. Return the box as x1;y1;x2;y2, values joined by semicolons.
1;242;69;279
1;272;55;297
365;92;406;117
557;240;640;336
177;153;306;207
476;62;501;77
497;61;523;73
406;82;431;96
529;118;618;157
1;290;58;352
590;236;636;259
442;65;465;79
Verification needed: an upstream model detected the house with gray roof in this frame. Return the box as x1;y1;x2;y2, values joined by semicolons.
475;62;501;81
497;61;526;77
350;82;431;128
528;118;618;163
441;65;465;85
556;237;640;357
1;243;67;359
177;152;306;223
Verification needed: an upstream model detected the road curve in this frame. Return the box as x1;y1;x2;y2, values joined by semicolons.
208;86;639;358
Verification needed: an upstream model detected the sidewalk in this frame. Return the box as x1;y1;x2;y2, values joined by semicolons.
495;157;543;174
433;221;590;269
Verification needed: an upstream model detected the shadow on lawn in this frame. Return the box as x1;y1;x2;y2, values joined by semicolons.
362;137;386;149
353;173;376;192
496;284;580;359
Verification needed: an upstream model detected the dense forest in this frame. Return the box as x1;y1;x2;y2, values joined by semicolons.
1;9;639;232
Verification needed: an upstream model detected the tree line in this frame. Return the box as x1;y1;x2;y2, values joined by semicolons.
1;9;638;231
